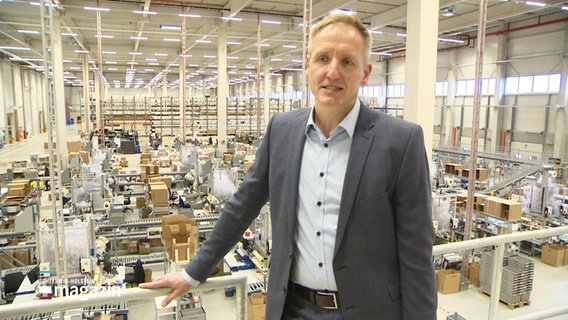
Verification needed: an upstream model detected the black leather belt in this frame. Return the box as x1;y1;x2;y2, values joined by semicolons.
290;282;340;310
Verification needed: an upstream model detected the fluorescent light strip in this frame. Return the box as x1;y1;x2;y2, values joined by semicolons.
371;51;392;56
18;30;39;34
108;67;118;71
261;20;281;24
160;25;181;30
133;10;157;15
74;50;89;53
369;30;383;34
96;34;114;38
438;37;465;43
130;36;148;40
180;54;192;57
63;59;72;63
227;56;239;59
148;63;159;66
84;6;110;11
69;66;81;70
195;39;212;43
282;45;296;49
227;41;241;45
155;53;168;56
221;16;242;21
396;33;407;37
164;38;180;42
146;57;158;61
0;46;30;51
179;13;201;18
62;32;78;36
562;6;568;10
525;1;545;7
204;55;216;58
129;51;143;55
271;58;282;61
106;61;117;64
102;51;116;54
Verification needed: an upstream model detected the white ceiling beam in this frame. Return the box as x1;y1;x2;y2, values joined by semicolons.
224;0;254;17
368;0;463;29
312;0;357;21
438;0;566;34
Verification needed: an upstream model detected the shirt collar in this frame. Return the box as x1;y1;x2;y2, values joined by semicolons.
305;100;361;138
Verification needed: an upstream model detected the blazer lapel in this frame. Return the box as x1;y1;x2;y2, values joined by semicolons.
334;106;375;255
285;109;310;242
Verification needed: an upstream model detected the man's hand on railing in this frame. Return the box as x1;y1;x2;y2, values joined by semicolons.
139;272;192;307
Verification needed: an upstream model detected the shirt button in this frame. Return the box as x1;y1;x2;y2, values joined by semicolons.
318;262;323;267
323;143;329;148
317;201;322;207
316;231;321;236
319;172;324;177
288;252;292;259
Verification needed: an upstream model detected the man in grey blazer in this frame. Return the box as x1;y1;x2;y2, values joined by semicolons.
142;12;437;319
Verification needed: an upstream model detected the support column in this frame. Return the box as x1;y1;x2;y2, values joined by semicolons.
263;62;271;130
445;51;457;147
404;0;439;162
53;13;68;159
82;54;90;134
553;29;568;160
94;71;101;135
491;26;508;153
217;22;228;152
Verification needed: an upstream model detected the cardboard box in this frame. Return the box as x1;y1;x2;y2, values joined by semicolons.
248;292;266;320
144;269;152;283
136;197;146;209
149;176;173;188
12;249;30;265
67;140;81;153
138;242;151;254
468;262;480;287
79;151;90;164
436;269;461;294
541;244;567;267
127;241;139;254
243;161;254;173
149;182;169;205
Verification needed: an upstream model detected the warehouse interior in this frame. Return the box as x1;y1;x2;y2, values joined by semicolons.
1;0;568;319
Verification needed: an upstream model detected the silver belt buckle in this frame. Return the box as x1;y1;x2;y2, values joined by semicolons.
317;291;338;309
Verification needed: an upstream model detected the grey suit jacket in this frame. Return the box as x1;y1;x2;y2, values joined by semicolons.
186;105;437;319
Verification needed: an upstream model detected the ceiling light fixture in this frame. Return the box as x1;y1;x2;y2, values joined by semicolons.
441;7;455;17
282;44;297;49
179;13;201;18
160;25;181;30
525;1;545;7
195;39;212;43
0;46;31;51
164;38;180;42
130;36;148;40
562;6;568;10
221;16;242;21
74;49;89;53
371;51;392;56
96;34;114;38
438;37;465;43
84;6;110;11
133;10;156;15
18;30;39;34
62;32;78;36
261;20;281;24
129;51;143;55
155;53;168;56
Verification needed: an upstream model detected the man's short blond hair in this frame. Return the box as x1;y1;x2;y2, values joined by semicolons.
307;12;372;64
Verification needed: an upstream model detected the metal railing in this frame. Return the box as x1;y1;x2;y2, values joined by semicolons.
434;225;568;320
2;226;568;320
0;273;248;319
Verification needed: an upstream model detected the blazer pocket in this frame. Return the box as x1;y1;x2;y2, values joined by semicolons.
357;190;390;210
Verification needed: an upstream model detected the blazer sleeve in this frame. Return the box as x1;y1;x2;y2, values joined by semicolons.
393;125;437;319
184;117;274;282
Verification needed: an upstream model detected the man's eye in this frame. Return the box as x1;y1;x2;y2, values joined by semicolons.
318;56;328;62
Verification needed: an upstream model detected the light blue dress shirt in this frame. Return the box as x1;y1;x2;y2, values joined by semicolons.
290;101;360;291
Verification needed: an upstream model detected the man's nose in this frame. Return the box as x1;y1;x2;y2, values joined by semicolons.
326;59;340;79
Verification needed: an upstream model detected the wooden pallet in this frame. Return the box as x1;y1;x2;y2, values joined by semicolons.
479;289;531;309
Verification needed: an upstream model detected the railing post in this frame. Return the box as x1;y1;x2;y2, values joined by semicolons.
488;243;505;320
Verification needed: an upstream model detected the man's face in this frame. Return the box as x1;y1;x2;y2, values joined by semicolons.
306;22;372;113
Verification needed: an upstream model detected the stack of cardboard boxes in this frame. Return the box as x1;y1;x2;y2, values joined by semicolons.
161;215;198;262
2;179;32;204
148;182;169;209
